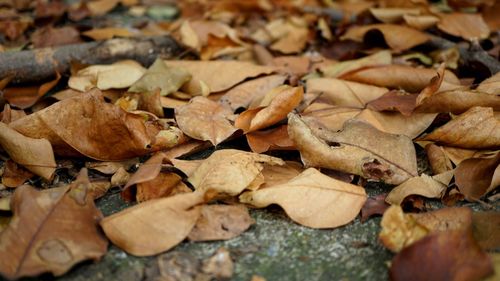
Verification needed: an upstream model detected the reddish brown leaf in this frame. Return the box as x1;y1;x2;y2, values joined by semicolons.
31;26;81;48
246;125;294;153
455;152;500;201
1;160;33;188
360;194;390;223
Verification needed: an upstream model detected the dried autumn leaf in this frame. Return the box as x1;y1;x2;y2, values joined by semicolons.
82;27;135;41
369;8;420;23
240;168;366;228
164;60;277;95
472;212;500;250
0;122;56;180
301;104;361;132
235;86;303;133
175;96;237;145
288;113;417;185
129;58;191;96
31;26;82;48
3;72;62;109
425;143;453;174
219;74;287;112
477;72;500;95
1;160;33;188
455;152;500;201
68;60;146;92
361;194;390;223
341;65;460;93
305;78;388;108
9;89;156;160
437;13;490;40
246;125;294;153
0;169;108;280
341;24;429;52
319;50;392;78
417;107;500;149
188;204;255;241
414;90;500;114
260;161;303;188
389;229;494;281
385;174;448;205
403;14;439;30
188;149;284;196
101;191;204;256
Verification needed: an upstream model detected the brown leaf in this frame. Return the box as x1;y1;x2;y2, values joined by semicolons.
341;65;460;93
455;152;500;201
260;161;303;188
472;212;500;250
417;107;500;149
360;194;390;223
164;60;277;95
403;14;440;30
188;149;284;196
240;168;366;228
87;0;119;17
235;86;303;133
425;143;453;174
341;24;429;52
477;72;500;95
136;172;186;202
86;159;136;175
0;122;56;180
288;113;417;185
415;90;500;114
1;160;33;188
219;75;287;112
369;8;421;24
306;78;388;108
188;204;254;241
367;90;417;116
319;50;392;78
202;248;234;280
175;96;237;145
301;103;361;132
389;229;494;281
82;27;135;41
437;13;490;40
9;89;157;160
0;169;108;280
31;26;81;48
3;72;62;109
101;191;205;256
385;174;448;206
246;125;294;153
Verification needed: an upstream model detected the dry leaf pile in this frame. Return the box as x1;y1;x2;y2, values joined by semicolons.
0;0;499;280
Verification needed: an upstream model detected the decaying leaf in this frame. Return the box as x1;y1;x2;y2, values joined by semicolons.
175;96;237;145
437;13;490;40
0;122;56;180
414;89;500;115
188;204;255;241
288;113;417;185
1;160;33;188
425;143;453;174
240;168;366;228
360;194;390;223
455;152;500;201
385;174;448;206
319;50;392;78
201;248;234;280
188;149;284;196
389;229;494;281
0;169;108;280
101;191;205;256
260;161;303;188
418;107;500;149
246;125;294;153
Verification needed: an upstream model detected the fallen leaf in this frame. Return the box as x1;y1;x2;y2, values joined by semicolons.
389;229;494;281
455;152;500;201
341;24;429;52
240;168;366;228
235;85;303;133
129;58;191;96
246;125;295;153
175;96;237;145
188;149;284;196
385;174;447;205
31;26;81;48
403;14;439;30
68;60;146;92
366;90;417;116
101;191;205;256
417;107;500;149
164;60;277;95
360;194;390;223
3;72;62;109
9;89;157;160
86;0;119;17
0;122;56;180
202;248;234;280
136;172;186;202
319;50;392;78
86;159;136;175
188;204;254;241
219;74;287;112
305;78;388;108
472;212;500;250
414;89;500;115
260;161;303;188
437;13;490;40
1;160;33;188
163;140;210;160
477;72;500;95
301;103;361;132
369;8;421;23
82;27;135;41
288;113;417;185
0;104;26;124
425;143;453;174
0;169;108;280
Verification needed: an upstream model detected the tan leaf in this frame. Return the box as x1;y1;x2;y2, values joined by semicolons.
0;169;108;279
136;172;186;202
425;143;453;174
235;86;303;133
1;160;33;188
171;159;203;177
414;90;500;114
82;27;135;41
175;96;237;145
246;125;294;153
260;161;303;188
477;72;500;95
219;75;287;112
0;122;56;180
417;107;500;149
68;60;146;92
188;149;284;196
122;152;166;191
9;89;156;160
270;25;309;54
301;104;361;132
288;113;417;185
163;140;210;160
319;50;392;78
385;174;447;205
3;72;62;109
188;204;255;241
129;58;191;97
437;13;490;40
403;14;439;30
455;152;500;201
101;191;205;256
306;78;388;108
366;90;417;116
86;159;137;175
239;168;366;228
341;65;460;93
369;8;421;23
472;212;500;250
87;0;119;16
164;60;277;95
341;24;429;52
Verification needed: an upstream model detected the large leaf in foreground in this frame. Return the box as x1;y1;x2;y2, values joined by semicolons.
0;169;107;280
240;168;366;228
